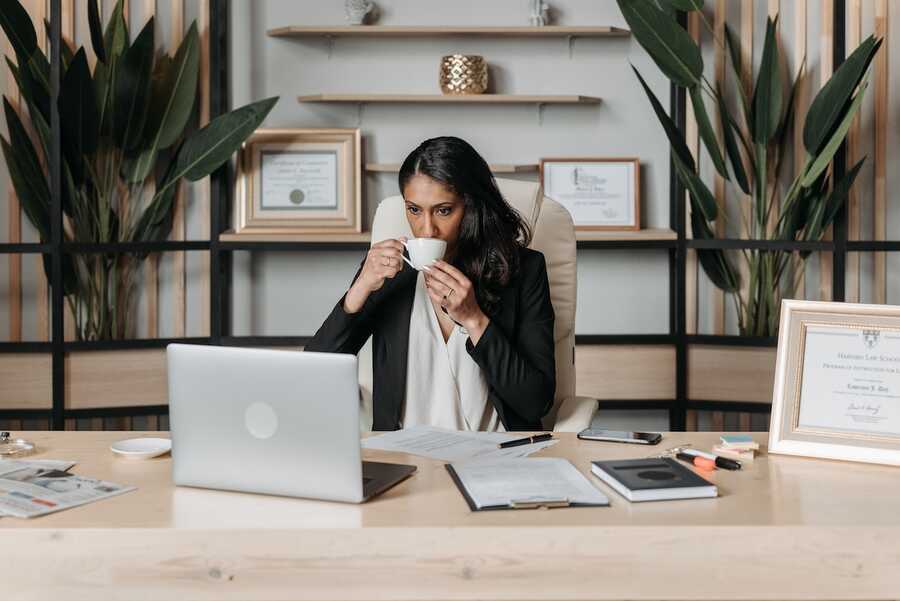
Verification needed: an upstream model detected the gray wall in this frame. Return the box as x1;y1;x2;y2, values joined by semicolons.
227;0;672;341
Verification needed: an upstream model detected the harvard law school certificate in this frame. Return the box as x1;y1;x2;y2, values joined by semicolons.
797;324;900;438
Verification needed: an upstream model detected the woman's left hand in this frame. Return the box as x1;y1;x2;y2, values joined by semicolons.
424;260;490;342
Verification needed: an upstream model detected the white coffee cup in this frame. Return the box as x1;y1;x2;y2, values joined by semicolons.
402;238;446;271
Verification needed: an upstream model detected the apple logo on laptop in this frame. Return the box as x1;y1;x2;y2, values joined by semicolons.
245;402;279;439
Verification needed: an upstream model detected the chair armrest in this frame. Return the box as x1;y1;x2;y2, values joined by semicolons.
552;396;598;433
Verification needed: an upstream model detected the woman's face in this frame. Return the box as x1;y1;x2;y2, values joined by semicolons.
402;174;465;251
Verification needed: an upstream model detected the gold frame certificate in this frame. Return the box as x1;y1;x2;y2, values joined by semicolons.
233;128;362;235
770;300;900;466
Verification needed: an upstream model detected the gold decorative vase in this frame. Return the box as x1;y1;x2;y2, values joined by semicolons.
439;54;488;95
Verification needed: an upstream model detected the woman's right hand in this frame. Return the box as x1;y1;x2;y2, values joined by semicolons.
343;238;407;313
357;238;407;292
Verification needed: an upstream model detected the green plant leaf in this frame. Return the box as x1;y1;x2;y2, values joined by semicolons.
168;96;278;185
103;0;129;60
801;80;868;187
88;0;106;63
156;24;200;149
18;51;51;124
113;17;155;151
821;157;865;230
0;0;38;65
673;155;717;222
751;17;782;143
0;102;50;239
126;24;200;182
689;86;728;179
631;65;696;171
43;18;75;69
659;0;703;11
691;215;739;292
717;91;750;195
723;24;751;123
617;0;702;88
59;48;99;185
804;35;881;156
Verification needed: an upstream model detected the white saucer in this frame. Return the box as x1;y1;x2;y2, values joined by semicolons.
110;437;171;459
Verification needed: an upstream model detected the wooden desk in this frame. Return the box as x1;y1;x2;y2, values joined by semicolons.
3;431;899;600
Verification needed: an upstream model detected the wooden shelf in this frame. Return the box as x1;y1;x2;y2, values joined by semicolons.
298;94;601;104
576;228;677;242
218;231;371;243
218;229;675;245
366;163;538;174
269;25;630;38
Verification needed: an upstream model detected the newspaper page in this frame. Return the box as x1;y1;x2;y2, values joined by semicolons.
0;463;135;519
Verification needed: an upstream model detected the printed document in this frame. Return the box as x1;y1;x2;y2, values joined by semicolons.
450;457;610;509
362;425;558;462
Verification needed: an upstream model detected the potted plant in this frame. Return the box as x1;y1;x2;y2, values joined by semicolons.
618;0;881;336
0;0;277;339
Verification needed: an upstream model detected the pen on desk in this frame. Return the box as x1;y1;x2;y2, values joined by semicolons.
498;433;553;449
681;448;742;470
676;452;716;471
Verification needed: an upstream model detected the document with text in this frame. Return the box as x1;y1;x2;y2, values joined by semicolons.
362;425;558;462
448;457;610;509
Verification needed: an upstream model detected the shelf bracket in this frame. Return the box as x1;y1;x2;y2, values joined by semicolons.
536;102;546;126
356;102;365;127
567;35;576;59
325;34;335;59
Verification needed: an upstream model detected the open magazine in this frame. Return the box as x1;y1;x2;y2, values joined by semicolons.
0;459;135;519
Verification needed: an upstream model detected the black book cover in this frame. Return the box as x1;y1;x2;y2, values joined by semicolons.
591;457;713;491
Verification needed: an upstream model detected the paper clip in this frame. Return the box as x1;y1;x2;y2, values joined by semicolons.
509;498;570;509
646;443;692;459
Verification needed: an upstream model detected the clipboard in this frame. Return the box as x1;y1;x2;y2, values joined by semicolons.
445;464;608;511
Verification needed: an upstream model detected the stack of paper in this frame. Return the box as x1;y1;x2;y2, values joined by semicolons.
713;434;759;462
362;425;558;462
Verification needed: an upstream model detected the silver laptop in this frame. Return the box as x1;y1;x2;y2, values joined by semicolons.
166;344;416;503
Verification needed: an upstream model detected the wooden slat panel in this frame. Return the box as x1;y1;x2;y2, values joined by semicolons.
819;0;834;302
4;33;22;341
171;0;186;338
738;0;753;327
65;349;167;409
874;0;888;304
143;0;158;338
792;0;808;300
198;0;211;337
846;0;862;303
685;11;700;336
576;345;675;400
712;0;726;335
688;345;776;403
0;354;52;409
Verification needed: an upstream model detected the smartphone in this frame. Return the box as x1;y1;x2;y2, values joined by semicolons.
577;428;662;445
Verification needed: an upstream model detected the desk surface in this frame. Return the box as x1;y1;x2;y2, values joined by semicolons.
4;431;900;600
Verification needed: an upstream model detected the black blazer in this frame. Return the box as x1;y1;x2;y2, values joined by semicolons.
306;246;556;431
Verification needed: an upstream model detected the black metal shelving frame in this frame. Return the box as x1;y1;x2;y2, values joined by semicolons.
0;0;876;431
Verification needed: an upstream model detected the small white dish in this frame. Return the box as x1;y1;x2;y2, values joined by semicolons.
110;437;171;459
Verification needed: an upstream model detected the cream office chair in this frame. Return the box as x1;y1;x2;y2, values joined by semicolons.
356;178;598;432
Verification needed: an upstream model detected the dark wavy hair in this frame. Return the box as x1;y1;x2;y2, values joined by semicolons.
399;136;532;315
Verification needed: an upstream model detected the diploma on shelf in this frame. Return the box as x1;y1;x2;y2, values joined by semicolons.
797;324;900;438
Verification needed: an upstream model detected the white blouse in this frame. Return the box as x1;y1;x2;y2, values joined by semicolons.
401;272;504;432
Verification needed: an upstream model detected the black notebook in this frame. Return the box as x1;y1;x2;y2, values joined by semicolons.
590;458;718;502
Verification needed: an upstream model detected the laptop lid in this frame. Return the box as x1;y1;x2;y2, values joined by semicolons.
167;344;365;503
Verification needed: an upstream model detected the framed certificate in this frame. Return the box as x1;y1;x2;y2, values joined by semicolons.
539;158;640;231
233;128;362;234
770;299;900;466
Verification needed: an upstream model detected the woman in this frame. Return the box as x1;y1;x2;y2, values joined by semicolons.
307;136;555;432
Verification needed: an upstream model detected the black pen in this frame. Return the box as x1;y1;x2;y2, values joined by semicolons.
498;433;553;449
